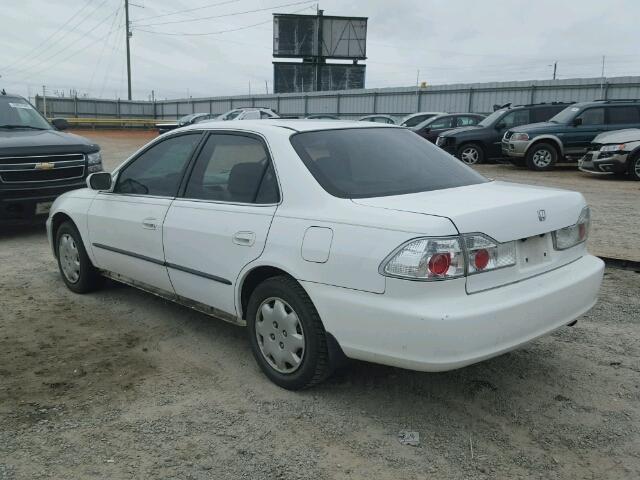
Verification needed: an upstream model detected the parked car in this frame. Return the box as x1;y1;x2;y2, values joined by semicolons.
47;120;603;390
503;99;640;171
578;128;640;180
399;112;447;127
0;92;101;224
156;112;217;134
305;114;340;120
436;102;572;165
359;114;396;124
215;107;280;121
412;113;485;143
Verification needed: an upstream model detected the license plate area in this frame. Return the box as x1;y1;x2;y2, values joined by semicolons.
35;201;53;215
517;234;551;268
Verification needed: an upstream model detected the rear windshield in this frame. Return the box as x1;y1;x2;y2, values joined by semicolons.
290;127;487;198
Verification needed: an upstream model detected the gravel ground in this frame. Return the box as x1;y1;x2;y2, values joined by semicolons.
1;129;639;479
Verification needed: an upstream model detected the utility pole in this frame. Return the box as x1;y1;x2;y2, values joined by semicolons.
42;85;47;118
125;0;132;100
599;55;606;98
552;61;557;80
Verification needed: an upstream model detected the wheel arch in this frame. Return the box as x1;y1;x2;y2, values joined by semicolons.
237;264;299;321
51;212;76;257
525;135;564;157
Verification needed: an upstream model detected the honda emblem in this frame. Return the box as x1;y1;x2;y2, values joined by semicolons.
538;209;546;222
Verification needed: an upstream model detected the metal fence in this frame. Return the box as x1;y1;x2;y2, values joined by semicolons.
35;76;640;122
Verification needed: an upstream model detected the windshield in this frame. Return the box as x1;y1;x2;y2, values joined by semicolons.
178;113;198;124
549;105;581;124
477;110;505;127
401;114;438;127
290;127;487;198
222;110;241;121
0;96;51;130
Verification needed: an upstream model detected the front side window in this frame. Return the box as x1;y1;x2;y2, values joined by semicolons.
499;109;530;128
576;107;605;125
114;133;201;196
291;128;487;198
184;134;279;204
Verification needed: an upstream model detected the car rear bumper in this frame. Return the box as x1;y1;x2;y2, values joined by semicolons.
302;254;604;372
578;151;628;174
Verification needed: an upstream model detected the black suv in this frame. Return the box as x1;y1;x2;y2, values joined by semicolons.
503;99;640;170
0;92;101;224
435;102;572;165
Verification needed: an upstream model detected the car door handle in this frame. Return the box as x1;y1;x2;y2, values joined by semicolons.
142;217;158;230
233;231;255;246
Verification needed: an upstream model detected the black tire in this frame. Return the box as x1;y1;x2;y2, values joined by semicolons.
526;142;558;171
246;275;331;390
628;153;640;181
55;221;103;294
457;143;485;165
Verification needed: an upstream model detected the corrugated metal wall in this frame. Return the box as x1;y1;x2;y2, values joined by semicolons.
35;76;640;121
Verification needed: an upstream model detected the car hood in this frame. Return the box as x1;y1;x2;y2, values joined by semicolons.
352;181;584;243
438;125;483;137
593;128;640;144
0;129;99;156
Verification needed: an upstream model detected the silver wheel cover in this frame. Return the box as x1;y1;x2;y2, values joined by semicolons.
532;148;553;168
461;147;480;165
255;297;305;374
59;233;81;284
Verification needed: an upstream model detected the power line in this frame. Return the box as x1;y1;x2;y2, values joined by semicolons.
6;7;121;83
135;4;315;36
88;4;124;94
4;0;115;78
133;0;315;27
131;0;242;23
0;0;96;73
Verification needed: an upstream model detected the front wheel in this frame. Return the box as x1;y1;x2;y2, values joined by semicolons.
55;222;103;293
457;143;485;165
526;143;558;171
246;276;332;390
629;154;640;181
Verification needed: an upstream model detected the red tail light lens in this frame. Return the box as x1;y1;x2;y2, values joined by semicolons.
473;248;490;270
428;253;451;276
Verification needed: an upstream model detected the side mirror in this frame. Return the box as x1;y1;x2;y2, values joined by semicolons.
51;118;69;130
572;117;583;127
87;172;112;191
495;122;506;130
422;127;431;133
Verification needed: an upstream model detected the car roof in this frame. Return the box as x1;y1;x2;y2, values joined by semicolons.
181;119;399;134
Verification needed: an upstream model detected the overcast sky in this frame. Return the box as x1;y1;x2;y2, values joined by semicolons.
2;0;639;100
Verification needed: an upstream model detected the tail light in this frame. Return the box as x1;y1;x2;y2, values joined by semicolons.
553;206;590;250
380;234;515;281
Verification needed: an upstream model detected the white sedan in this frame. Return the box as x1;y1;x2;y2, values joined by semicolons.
47;120;604;390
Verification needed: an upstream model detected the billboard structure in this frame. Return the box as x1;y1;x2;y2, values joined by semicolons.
273;11;367;93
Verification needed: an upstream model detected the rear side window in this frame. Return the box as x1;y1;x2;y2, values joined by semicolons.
428;116;454;129
184;134;279;204
456;115;481;126
114;133;201;197
608;106;640;124
531;106;564;122
291;128;487;198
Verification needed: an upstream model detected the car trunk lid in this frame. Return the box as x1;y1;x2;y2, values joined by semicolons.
352;181;587;292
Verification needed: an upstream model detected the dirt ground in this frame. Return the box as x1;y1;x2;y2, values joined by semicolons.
1;129;639;479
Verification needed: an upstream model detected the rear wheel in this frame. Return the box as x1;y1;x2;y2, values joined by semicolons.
526;142;558;171
629;154;640;181
457;143;485;165
55;222;103;293
247;276;331;390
